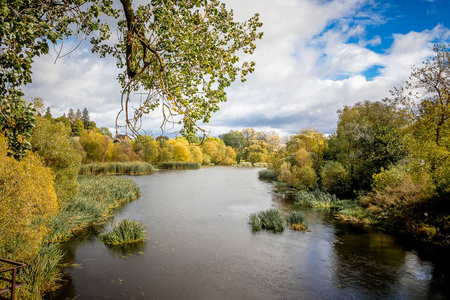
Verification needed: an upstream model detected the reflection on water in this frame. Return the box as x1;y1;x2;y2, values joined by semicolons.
47;167;449;300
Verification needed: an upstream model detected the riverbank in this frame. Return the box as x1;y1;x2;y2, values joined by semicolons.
286;187;450;247
16;175;141;299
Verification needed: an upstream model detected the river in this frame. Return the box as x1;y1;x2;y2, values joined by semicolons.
47;167;450;299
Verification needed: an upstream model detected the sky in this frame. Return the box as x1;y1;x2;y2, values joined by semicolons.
23;0;450;137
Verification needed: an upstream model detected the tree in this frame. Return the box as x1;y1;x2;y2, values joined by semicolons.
67;108;75;123
75;109;82;120
31;117;82;204
95;0;263;136
82;108;90;127
0;135;58;262
31;97;46;116
391;44;450;198
330;101;406;191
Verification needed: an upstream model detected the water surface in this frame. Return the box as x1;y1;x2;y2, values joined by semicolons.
48;167;449;299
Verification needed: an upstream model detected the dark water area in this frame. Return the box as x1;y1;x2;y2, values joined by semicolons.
47;167;450;299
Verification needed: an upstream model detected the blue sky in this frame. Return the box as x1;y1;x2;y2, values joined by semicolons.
23;0;450;137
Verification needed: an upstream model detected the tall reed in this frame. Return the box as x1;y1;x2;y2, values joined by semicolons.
159;162;200;170
17;244;64;299
248;209;286;232
99;219;146;245
286;211;308;231
79;162;154;175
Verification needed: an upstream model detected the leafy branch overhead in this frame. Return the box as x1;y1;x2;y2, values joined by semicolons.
92;0;263;137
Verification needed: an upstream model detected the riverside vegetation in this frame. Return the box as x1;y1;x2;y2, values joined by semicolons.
1;10;449;297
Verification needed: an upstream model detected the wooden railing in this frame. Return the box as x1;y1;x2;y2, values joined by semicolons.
0;258;26;300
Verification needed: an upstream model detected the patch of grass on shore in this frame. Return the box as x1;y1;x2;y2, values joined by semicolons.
79;162;154;175
295;190;340;208
47;175;141;242
99;219;146;245
159;162;200;170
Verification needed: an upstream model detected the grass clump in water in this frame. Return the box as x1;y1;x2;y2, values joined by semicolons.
248;209;286;232
286;211;308;231
258;169;278;181
99;219;146;245
159;162;200;170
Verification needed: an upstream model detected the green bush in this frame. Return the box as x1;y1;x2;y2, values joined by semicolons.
248;209;286;232
99;219;146;245
258;169;278;181
286;211;308;231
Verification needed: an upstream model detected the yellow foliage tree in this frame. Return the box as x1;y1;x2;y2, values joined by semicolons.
0;135;58;262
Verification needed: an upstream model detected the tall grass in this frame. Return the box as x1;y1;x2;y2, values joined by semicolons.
79;162;154;175
17;244;64;300
99;219;146;245
47;175;141;242
295;190;340;208
248;209;286;232
258;169;278;181
159;162;200;170
286;211;308;231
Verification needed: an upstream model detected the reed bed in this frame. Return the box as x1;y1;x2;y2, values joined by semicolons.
47;176;141;242
79;162;154;175
159;162;200;170
286;211;308;231
99;219;146;245
248;209;286;232
17;244;64;299
295;190;339;208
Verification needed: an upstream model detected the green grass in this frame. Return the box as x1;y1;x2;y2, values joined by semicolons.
47;175;141;242
159;162;200;170
79;162;154;175
17;244;64;299
295;190;340;208
286;211;308;231
248;209;287;232
258;169;278;181
99;219;146;245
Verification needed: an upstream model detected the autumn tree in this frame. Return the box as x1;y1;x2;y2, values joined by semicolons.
391;44;450;198
31;117;82;203
0;135;58;262
329;101;406;191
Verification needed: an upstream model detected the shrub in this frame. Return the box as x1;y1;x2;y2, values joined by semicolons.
286;211;308;231
258;169;278;181
99;219;146;245
248;209;286;232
